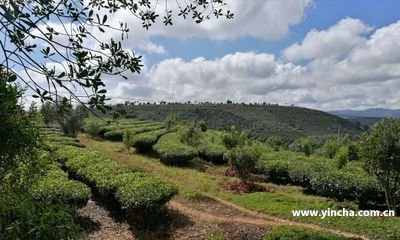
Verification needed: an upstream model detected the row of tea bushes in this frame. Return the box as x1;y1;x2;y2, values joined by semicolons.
55;146;178;211
31;166;91;207
153;132;197;165
105;124;165;141
258;151;384;205
83;118;164;140
127;129;168;153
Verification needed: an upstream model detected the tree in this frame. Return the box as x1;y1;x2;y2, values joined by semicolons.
111;111;121;121
199;120;207;132
0;0;233;110
165;114;177;132
0;68;40;183
361;119;400;215
57;105;88;137
301;138;312;157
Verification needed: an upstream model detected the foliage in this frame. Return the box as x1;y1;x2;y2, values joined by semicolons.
222;126;247;149
111;111;121;121
0;74;40;180
321;139;339;159
165;114;178;132
153;132;197;165
83;119;103;138
263;225;352;240
335;146;349;169
31;167;91;206
180;125;202;146
129;129;167;153
0;0;232;109
199;120;208;132
224;145;260;182
361;118;400;214
0;190;81;240
59;146;177;210
258;151;383;205
114;173;177;209
57;105;88;137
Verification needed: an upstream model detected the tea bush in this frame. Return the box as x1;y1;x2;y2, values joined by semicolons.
258;151;384;204
153;132;197;165
31;167;91;206
129;129;167;153
58;146;177;211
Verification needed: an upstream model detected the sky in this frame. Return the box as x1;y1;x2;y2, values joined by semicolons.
20;0;400;110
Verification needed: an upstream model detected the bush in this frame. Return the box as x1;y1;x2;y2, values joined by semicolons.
222;126;247;149
130;129;167;153
114;173;177;209
58;146;177;212
335;146;349;169
0;190;81;240
153;132;197;165
198;143;227;164
84;119;103;137
263;225;351;240
104;129;124;141
31;168;91;206
224;145;260;182
258;151;384;204
321;139;339;159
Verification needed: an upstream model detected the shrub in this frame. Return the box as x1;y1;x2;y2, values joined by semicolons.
321;139;339;159
222;126;247;149
104;129;124;141
114;173;177;209
199;120;208;132
153;132;197;165
0;190;81;240
198;143;227;164
84;119;103;137
58;147;177;212
224;145;260;182
335;146;349;169
31;168;91;206
263;225;351;240
130;129;167;153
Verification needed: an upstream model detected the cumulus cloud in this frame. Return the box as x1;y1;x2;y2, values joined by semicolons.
283;18;372;61
88;0;312;54
105;19;400;110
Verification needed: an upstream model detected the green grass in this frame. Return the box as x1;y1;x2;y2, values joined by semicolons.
79;134;400;240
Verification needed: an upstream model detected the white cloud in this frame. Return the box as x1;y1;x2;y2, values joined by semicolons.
105;19;400;110
284;18;372;61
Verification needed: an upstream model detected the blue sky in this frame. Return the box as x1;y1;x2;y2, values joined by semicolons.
145;0;400;66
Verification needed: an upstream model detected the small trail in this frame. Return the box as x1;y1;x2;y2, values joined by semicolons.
169;197;370;240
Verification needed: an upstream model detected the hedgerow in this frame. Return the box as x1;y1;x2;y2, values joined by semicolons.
57;146;177;211
31;167;91;206
129;129;167;153
153;132;197;165
258;151;384;205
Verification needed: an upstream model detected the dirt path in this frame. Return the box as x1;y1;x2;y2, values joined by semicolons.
172;196;370;240
78;195;369;240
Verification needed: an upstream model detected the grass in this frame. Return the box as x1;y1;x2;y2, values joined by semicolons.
78;134;400;239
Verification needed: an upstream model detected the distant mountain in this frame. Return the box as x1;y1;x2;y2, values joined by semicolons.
329;108;400;118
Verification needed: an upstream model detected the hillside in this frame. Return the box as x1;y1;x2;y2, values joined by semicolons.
110;104;360;141
329;108;400;118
